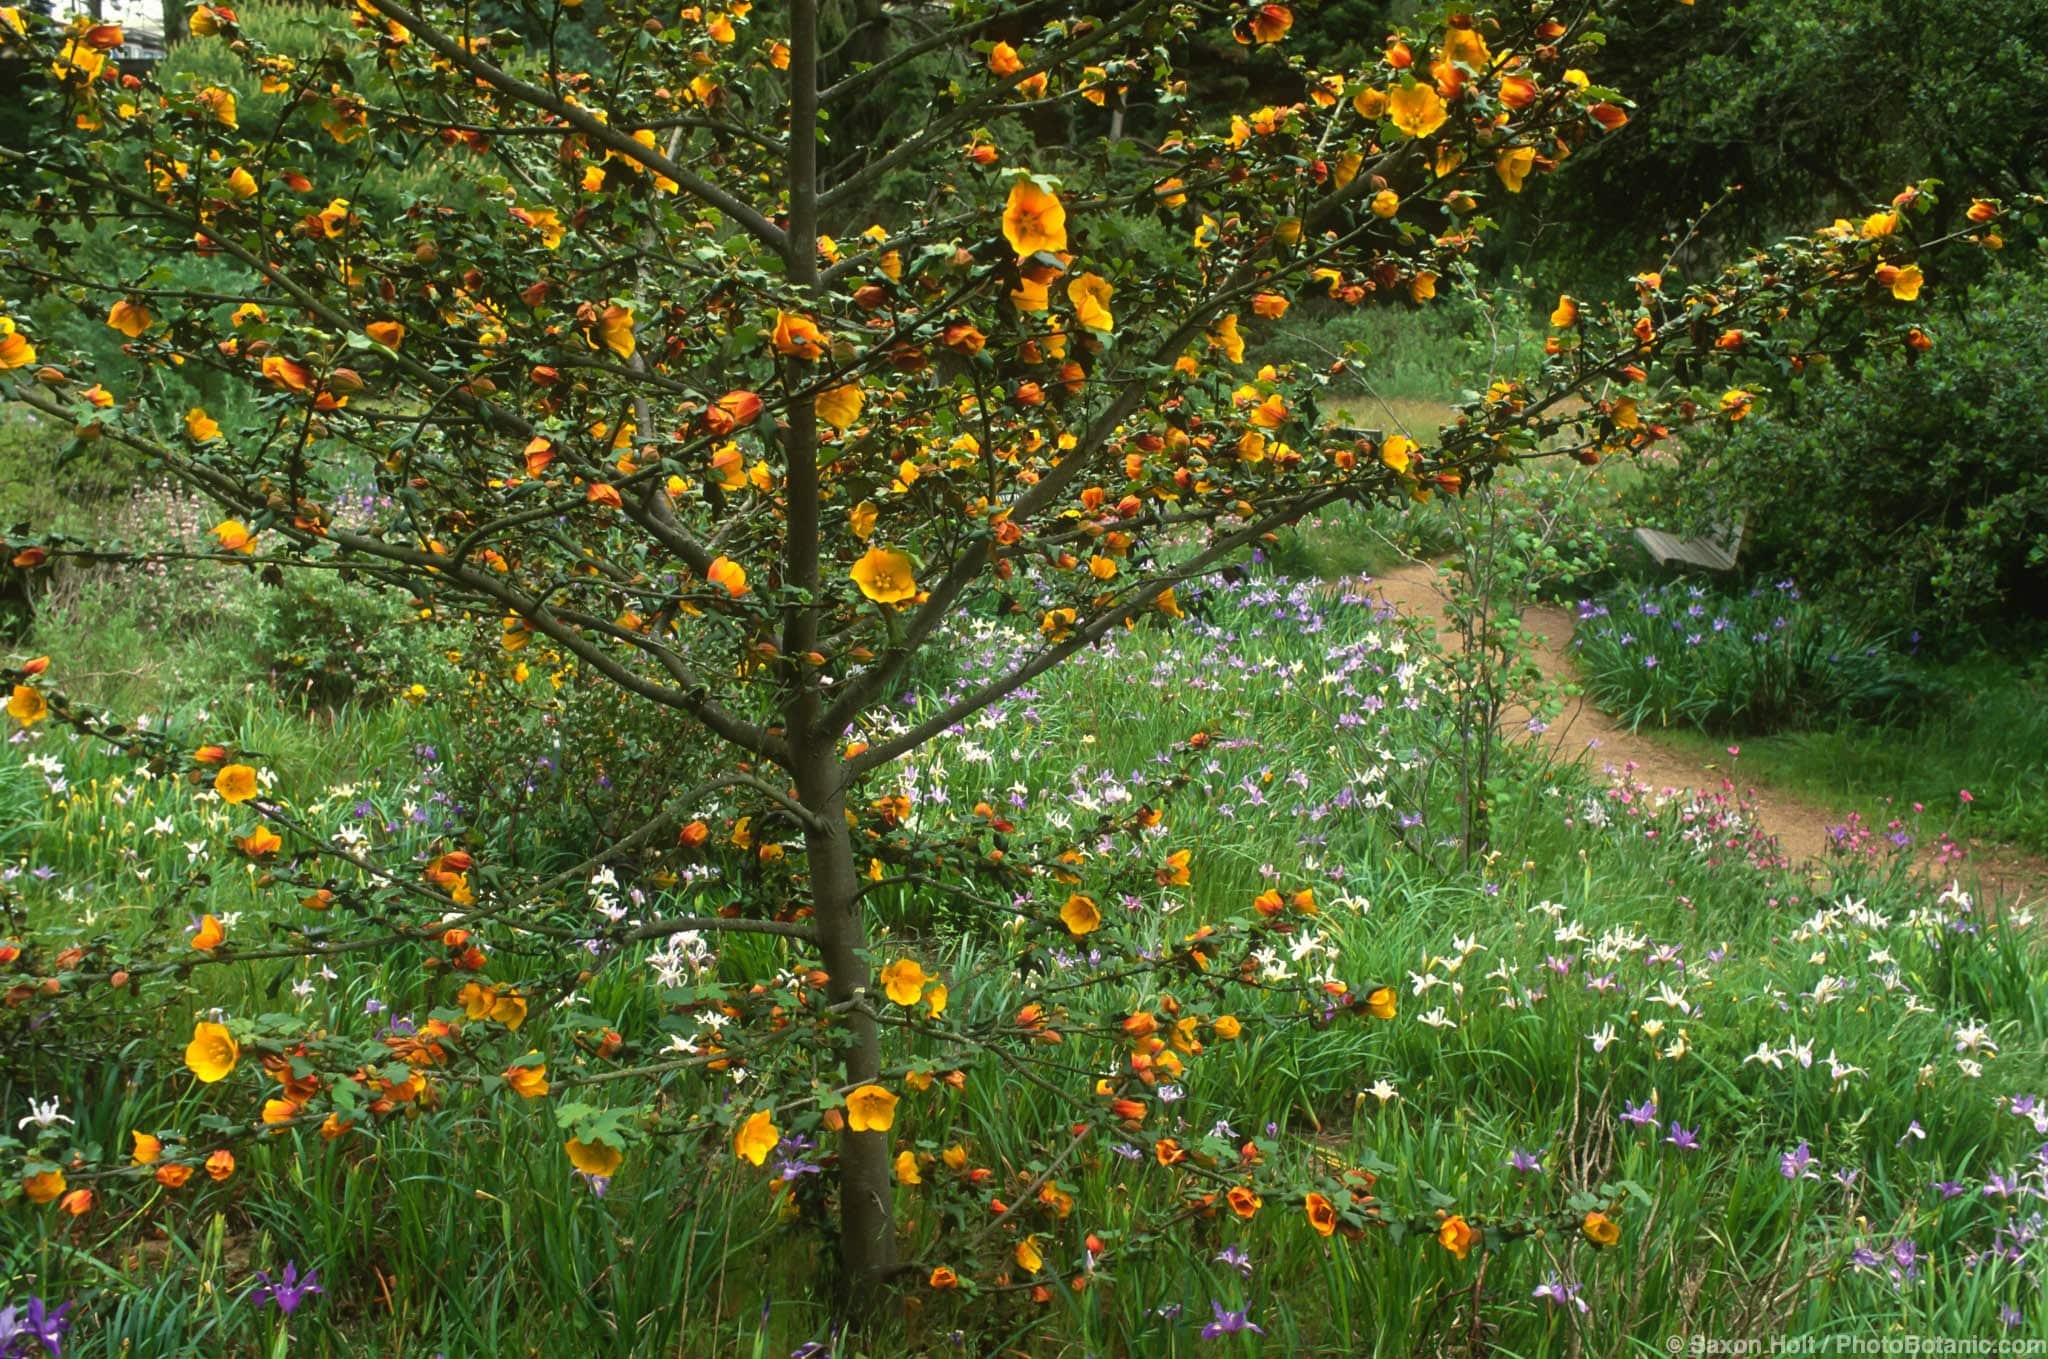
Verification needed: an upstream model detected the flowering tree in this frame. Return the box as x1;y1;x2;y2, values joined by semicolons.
0;0;1971;1320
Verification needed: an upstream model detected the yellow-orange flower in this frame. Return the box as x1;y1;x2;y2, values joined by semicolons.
1438;1213;1477;1259
598;304;636;359
1067;272;1113;332
1059;893;1101;936
1582;1210;1621;1247
566;1137;624;1178
735;1107;778;1164
1386;82;1448;138
1002;179;1068;258
1363;986;1397;1020
106;299;153;338
185;1020;240;1083
1305;1191;1337;1236
214;763;258;804
1550;294;1578;327
505;1060;549;1099
845;1083;898;1132
1495;146;1535;193
365;320;406;348
771;310;827;359
131;1131;163;1165
238;824;283;857
880;958;930;1006
706;556;749;598
816;383;863;430
23;1168;66;1204
894;1149;921;1183
191;914;225;952
0;319;35;370
6;684;47;727
850;547;917;604
185;407;222;442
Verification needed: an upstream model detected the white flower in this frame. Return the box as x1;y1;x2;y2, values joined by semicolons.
1953;1022;1998;1055
1417;1007;1456;1030
1364;1079;1399;1104
1586;1024;1618;1053
1744;1043;1783;1069
17;1097;73;1131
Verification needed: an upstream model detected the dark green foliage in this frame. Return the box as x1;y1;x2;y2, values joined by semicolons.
1648;254;2048;638
1524;0;2048;285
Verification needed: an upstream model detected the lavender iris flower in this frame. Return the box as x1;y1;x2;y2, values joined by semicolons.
1200;1300;1265;1340
250;1261;323;1316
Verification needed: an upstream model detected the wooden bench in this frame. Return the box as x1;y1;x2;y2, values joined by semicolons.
1633;518;1744;573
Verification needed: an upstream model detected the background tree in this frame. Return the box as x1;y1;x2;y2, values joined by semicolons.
0;0;1965;1321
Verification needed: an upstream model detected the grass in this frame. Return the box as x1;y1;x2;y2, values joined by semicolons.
1656;655;2048;857
6;553;2048;1354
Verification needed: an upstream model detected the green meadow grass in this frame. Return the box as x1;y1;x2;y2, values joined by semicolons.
5;563;2047;1356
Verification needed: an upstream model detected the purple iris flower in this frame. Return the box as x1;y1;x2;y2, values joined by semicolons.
1531;1275;1588;1313
1619;1100;1658;1127
1213;1245;1252;1279
1508;1147;1544;1175
1200;1300;1265;1340
1664;1121;1700;1151
249;1261;323;1316
1781;1143;1816;1180
0;1298;72;1358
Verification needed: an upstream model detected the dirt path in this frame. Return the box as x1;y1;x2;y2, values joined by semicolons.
1352;561;2048;904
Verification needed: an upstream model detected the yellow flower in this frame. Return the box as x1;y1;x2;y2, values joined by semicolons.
0;318;35;370
849;501;878;541
211;519;256;553
1014;1235;1043;1273
214;763;258;804
894;1149;921;1183
365;320;406;348
24;1168;66;1204
1889;263;1924;301
504;1060;549;1099
7;683;47;727
132;1131;163;1164
1060;893;1101;936
771;309;828;359
566;1137;623;1178
1386;82;1448;138
195;85;237;128
1380;434;1418;473
1210;312;1245;363
185;1020;240;1083
491;993;528;1030
845;1084;898;1133
1582;1210;1621;1247
1409;271;1438;303
706;556;749;598
597;304;636;359
191;914;225;951
734;1108;778;1165
226;166;258;198
262;1098;299;1125
1001;179;1067;257
1364;986;1397;1020
1495;146;1535;193
1213;1014;1242;1040
850;547;917;604
185;407;222;442
879;958;929;1006
1067;272;1114;332
816;383;863;430
1550;294;1578;327
1371;188;1400;219
1439;1214;1478;1259
925;983;947;1018
106;299;153;338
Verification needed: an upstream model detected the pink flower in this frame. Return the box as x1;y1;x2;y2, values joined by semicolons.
1958;789;1974;804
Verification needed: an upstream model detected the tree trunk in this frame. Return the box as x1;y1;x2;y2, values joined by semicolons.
797;755;898;1302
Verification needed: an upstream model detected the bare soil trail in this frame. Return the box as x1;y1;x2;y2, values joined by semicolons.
1348;560;2048;904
